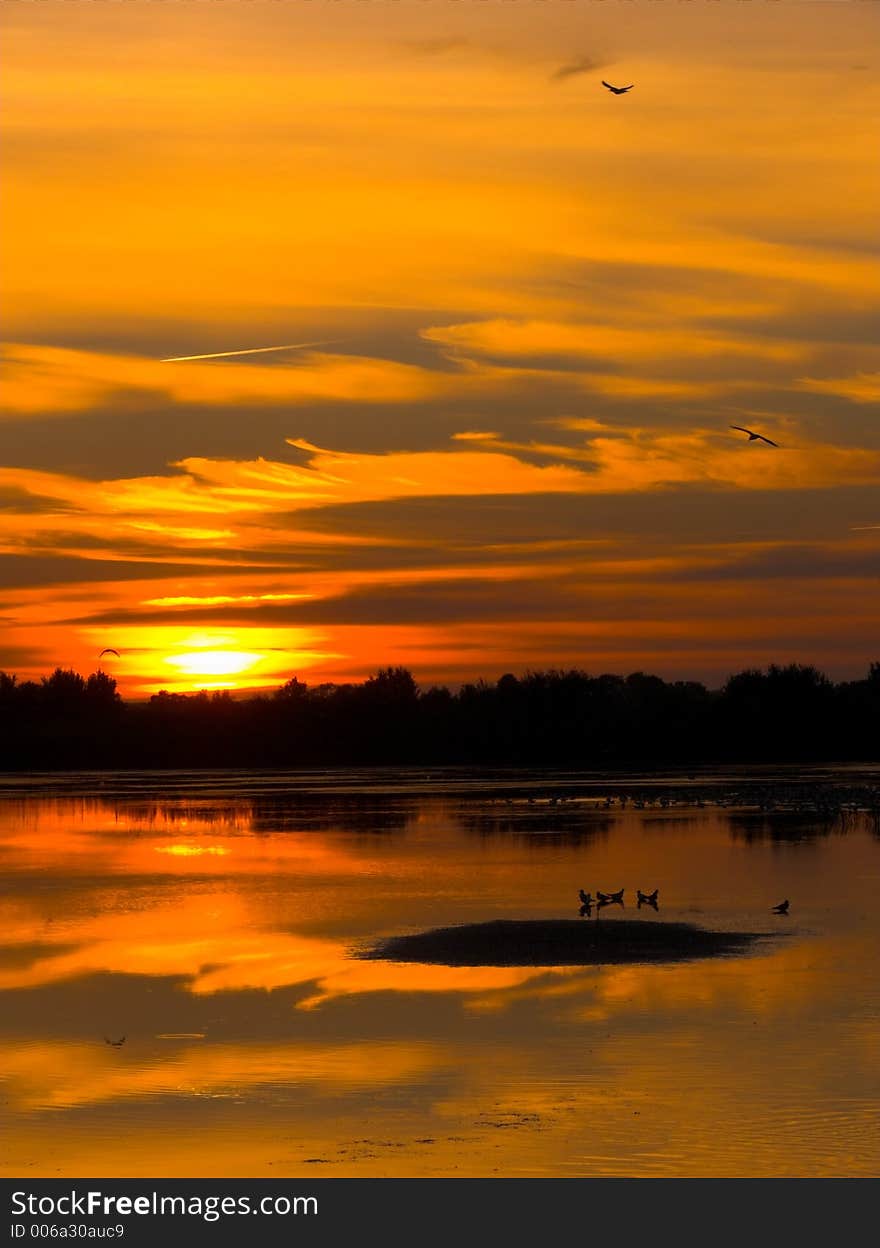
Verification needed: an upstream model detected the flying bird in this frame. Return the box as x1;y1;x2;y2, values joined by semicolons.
99;648;120;659
772;899;790;915
160;340;342;363
602;81;633;94
104;1035;126;1047
730;426;780;447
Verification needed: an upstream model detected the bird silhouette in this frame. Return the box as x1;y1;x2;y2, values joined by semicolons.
597;888;624;904
730;426;779;447
772;899;790;915
104;1035;126;1047
637;888;659;904
578;889;594;906
99;648;120;658
602;81;633;94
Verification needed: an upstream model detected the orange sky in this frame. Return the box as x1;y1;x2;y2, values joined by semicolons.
1;1;878;694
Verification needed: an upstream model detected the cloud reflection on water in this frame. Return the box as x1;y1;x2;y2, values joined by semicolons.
2;783;879;1176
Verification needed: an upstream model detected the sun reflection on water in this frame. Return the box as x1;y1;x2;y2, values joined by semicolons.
1;778;879;1177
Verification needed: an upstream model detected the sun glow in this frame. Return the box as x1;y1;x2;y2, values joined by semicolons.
154;845;230;857
165;650;264;678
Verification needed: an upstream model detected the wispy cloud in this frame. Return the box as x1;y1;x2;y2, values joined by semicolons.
401;37;471;58
0;343;469;416
798;372;880;403
551;56;606;83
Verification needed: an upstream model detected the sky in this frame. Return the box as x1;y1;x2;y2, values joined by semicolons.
1;0;878;695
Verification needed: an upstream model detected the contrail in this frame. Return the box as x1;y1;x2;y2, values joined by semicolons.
160;339;343;363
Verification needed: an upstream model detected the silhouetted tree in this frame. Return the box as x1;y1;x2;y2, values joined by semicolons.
86;670;121;706
718;664;834;760
0;661;877;770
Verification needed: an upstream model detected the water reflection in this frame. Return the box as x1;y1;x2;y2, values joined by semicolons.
1;771;879;1177
728;812;850;844
461;806;613;845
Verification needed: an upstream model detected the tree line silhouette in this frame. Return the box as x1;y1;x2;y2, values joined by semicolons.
0;662;878;770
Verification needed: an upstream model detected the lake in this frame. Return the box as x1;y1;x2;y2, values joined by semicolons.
2;767;879;1177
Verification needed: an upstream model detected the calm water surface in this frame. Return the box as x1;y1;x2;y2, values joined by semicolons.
2;768;879;1177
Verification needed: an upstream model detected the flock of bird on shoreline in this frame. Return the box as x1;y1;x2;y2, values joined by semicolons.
577;887;790;917
489;788;877;819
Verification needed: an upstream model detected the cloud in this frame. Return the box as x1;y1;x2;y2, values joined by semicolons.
0;343;463;417
401;37;471;58
459;423;880;494
0;643;48;670
423;318;806;366
2;426;878;575
550;56;606;83
798;372;880;403
65;541;880;632
1;421;877;692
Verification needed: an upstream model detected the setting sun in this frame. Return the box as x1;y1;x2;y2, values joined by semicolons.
165;650;264;679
